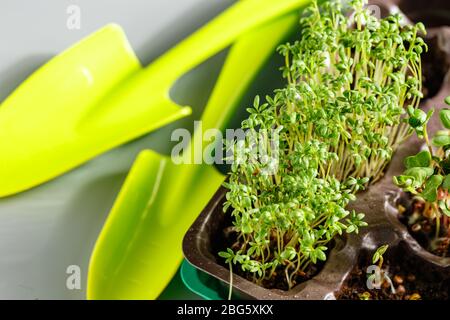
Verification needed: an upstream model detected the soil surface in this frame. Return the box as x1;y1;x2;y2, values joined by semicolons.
337;247;450;300
398;198;450;257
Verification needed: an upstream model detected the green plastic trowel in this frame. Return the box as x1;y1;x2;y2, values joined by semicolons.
87;7;305;299
0;24;189;198
0;0;306;198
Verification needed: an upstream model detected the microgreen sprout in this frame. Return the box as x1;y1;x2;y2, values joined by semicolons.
368;244;395;294
372;244;389;270
394;97;450;255
218;248;234;300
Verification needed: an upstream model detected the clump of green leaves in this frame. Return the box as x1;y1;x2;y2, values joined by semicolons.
220;137;367;289
277;0;426;183
219;0;426;290
394;98;450;253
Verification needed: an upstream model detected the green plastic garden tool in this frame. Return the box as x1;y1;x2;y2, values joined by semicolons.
87;9;304;300
0;0;306;198
0;24;190;198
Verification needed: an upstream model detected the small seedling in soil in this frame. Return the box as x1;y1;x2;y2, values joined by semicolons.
373;244;388;269
219;0;426;291
394;97;450;257
336;246;449;300
366;245;396;296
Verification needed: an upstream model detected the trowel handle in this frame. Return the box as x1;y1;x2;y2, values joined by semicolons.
143;0;307;82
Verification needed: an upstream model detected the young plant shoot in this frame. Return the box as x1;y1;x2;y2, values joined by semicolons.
394;99;450;256
218;0;428;290
369;245;395;294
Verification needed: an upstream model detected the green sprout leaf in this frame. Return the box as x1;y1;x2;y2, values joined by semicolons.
401;167;434;188
445;96;450;106
438;199;450;217
407;107;427;128
372;245;389;264
422;174;444;202
280;247;297;261
440;109;450;129
432;133;450;147
442;174;450;190
404;150;431;169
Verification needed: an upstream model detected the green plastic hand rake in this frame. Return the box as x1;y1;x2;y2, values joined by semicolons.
0;0;306;198
87;9;304;300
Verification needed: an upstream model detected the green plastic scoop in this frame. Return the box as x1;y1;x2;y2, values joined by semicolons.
0;0;305;198
87;9;303;300
0;25;190;197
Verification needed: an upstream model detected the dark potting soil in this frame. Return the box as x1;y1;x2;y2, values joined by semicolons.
336;247;450;300
398;198;450;257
